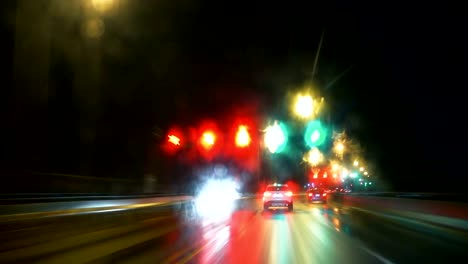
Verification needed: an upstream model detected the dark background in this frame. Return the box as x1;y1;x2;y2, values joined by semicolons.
1;0;466;192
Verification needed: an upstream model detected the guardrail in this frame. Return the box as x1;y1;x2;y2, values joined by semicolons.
0;195;194;222
0;193;266;222
339;192;468;203
328;192;468;230
0;193;192;205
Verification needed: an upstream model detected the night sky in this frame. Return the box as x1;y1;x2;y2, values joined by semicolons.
1;1;466;192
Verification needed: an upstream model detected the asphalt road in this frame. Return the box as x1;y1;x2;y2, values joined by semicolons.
1;197;467;263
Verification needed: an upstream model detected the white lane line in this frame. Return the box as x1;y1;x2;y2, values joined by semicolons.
358;245;395;264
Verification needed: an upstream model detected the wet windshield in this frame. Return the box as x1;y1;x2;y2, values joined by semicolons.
1;1;467;263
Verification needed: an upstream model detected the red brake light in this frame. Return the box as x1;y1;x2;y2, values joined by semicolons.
308;193;312;196
285;191;293;197
322;193;327;196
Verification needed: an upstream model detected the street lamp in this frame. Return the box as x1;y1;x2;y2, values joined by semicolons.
353;160;359;167
294;94;314;118
335;142;344;153
305;148;323;166
91;0;116;12
334;141;345;159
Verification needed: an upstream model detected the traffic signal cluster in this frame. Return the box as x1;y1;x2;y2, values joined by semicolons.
163;120;258;163
263;119;329;154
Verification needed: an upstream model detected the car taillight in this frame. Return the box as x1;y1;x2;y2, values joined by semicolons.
285;191;293;197
264;192;271;197
308;193;312;196
322;193;327;196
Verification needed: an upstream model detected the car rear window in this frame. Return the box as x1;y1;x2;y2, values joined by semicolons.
266;186;289;191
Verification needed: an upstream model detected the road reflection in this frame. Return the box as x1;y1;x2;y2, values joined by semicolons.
184;200;373;264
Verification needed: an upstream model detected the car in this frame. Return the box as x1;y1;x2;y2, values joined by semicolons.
263;184;293;211
306;187;327;203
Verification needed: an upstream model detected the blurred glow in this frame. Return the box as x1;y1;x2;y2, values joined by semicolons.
350;172;358;178
264;121;287;153
294;94;313;118
323;172;328;178
311;130;320;143
353;160;359;166
168;135;180;145
195;178;240;222
91;0;115;12
364;171;368;175
369;182;373;185
235;125;251;147
341;168;349;178
333;217;341;232
359;167;364;172
306;148;323;166
304;120;327;148
331;162;340;171
201;131;216;149
334;142;345;154
332;173;337;178
82;18;105;38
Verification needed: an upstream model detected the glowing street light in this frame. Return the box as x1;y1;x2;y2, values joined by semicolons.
334;141;345;159
305;148;323;166
359;167;365;172
353;160;359;167
294;94;314;118
91;0;116;12
335;142;345;153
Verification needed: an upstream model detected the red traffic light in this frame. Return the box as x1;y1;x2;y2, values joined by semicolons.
168;134;181;146
235;125;251;147
200;130;216;150
163;127;184;154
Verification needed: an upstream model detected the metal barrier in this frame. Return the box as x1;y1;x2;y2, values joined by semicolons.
0;195;194;222
329;192;468;230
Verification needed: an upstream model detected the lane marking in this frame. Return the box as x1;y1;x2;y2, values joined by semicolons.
358;245;395;264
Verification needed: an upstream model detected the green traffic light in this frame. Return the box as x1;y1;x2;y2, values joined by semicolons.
264;121;288;153
304;120;327;148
